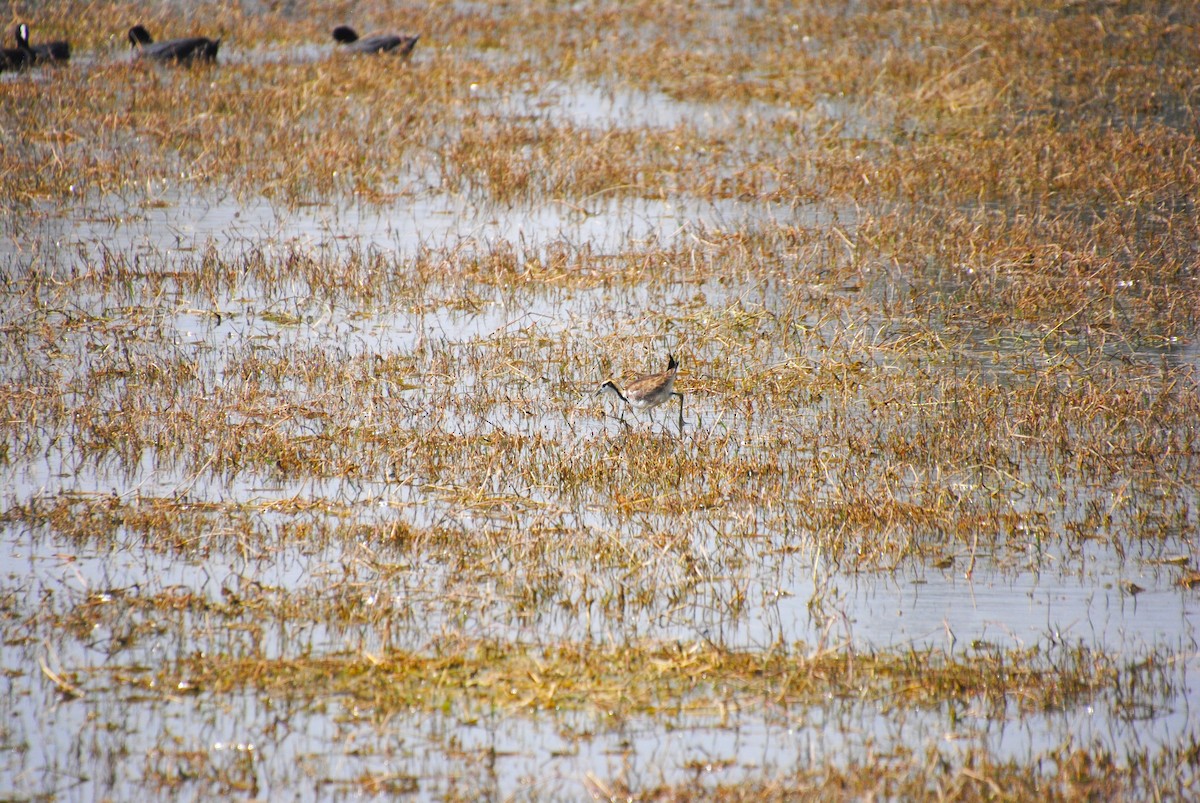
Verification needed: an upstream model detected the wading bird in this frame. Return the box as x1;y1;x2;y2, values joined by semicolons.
599;353;684;432
332;26;419;57
128;24;220;64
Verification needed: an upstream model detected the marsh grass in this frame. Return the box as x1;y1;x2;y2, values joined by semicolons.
145;639;1137;720
2;0;1199;799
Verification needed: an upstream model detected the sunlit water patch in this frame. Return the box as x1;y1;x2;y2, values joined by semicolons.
474;80;796;133
3;186;811;274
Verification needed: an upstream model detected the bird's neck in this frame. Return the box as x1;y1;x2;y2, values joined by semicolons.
602;384;628;404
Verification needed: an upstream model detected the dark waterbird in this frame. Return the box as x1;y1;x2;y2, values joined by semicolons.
0;44;32;71
1;27;34;71
128;24;220;64
332;26;419;57
15;23;70;64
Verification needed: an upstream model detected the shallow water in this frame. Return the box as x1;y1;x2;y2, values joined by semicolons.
5;506;1195;799
2;66;1198;799
5;184;810;274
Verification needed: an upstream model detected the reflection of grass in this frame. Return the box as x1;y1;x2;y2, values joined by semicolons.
3;0;1200;799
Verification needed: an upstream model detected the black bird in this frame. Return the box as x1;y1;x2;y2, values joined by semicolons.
128;24;220;64
1;30;33;71
15;23;71;63
332;26;418;57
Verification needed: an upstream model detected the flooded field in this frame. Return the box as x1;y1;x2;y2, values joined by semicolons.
3;1;1198;799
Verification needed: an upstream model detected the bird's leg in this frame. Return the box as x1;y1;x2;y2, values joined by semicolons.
617;405;630;429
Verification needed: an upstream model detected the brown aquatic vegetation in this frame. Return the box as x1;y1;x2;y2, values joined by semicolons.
147;639;1128;719
2;0;1199;799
